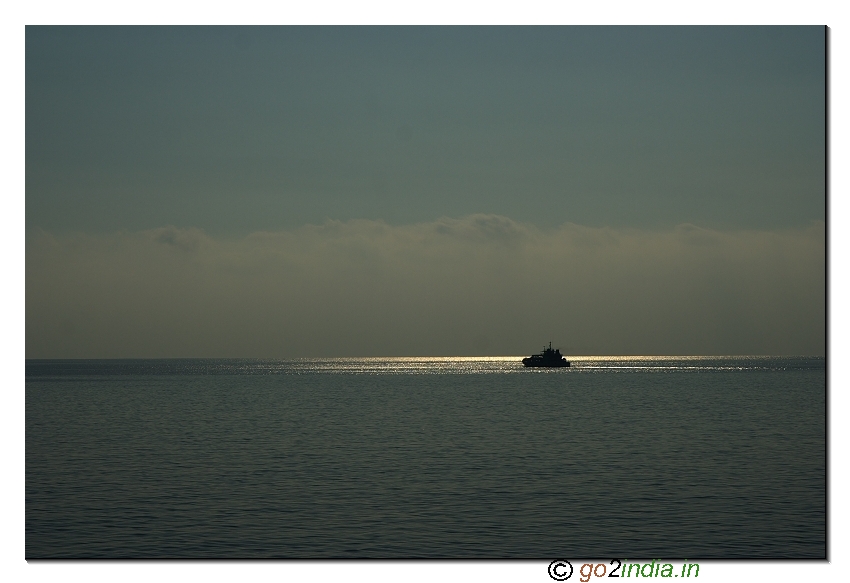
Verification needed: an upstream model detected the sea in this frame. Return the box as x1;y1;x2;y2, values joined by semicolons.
26;356;825;559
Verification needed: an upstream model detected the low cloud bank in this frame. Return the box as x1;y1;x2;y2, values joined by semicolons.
26;215;825;357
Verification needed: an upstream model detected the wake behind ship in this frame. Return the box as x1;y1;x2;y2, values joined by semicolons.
522;343;570;367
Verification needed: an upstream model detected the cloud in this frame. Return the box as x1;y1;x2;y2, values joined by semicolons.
26;216;825;357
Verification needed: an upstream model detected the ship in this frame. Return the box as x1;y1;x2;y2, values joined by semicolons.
522;342;570;367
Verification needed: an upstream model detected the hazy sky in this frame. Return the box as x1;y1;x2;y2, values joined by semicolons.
26;26;825;357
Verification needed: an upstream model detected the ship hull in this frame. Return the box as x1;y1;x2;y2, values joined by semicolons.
522;358;570;367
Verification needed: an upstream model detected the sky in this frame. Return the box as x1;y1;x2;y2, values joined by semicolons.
25;25;826;357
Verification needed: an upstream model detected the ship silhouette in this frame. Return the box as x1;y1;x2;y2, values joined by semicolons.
522;342;570;367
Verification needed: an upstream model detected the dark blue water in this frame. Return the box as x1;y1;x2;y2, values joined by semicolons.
26;356;825;558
